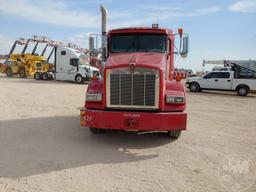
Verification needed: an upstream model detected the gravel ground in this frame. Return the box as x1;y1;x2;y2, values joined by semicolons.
0;75;255;192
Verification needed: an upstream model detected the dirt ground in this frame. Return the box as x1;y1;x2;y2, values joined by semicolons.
0;75;255;192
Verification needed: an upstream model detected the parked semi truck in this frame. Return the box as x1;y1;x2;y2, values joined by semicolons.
37;45;101;83
186;60;256;96
80;6;189;138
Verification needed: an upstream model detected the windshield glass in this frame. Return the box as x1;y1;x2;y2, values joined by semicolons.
111;34;166;53
79;54;90;65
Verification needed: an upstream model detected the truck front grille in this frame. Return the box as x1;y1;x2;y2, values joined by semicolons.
106;68;159;109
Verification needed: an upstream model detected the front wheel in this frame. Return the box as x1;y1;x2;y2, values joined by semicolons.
6;68;13;77
34;72;42;80
75;74;83;84
189;82;200;92
19;68;27;78
167;130;181;139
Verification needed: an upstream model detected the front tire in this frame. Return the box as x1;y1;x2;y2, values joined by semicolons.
42;72;48;80
167;130;181;139
34;72;42;80
6;68;13;77
189;82;200;92
75;74;83;84
19;68;27;78
237;86;249;96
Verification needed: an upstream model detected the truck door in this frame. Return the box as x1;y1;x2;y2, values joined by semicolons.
200;72;219;89
66;58;79;80
214;72;232;90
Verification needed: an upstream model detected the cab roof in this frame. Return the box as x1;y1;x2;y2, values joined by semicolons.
108;27;173;36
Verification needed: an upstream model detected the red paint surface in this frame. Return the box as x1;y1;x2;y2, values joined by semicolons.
81;109;187;131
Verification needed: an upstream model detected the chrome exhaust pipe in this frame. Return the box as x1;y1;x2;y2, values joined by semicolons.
100;5;107;62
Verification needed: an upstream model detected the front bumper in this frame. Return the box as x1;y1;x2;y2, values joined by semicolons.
80;109;187;131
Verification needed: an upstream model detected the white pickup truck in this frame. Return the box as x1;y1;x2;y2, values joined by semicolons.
186;71;256;96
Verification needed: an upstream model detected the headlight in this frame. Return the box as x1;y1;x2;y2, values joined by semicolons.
86;93;102;101
166;95;185;104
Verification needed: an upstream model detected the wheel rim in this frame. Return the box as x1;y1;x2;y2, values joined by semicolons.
239;88;246;95
7;69;11;75
191;84;197;92
20;71;25;77
77;76;82;83
35;73;39;79
43;74;47;79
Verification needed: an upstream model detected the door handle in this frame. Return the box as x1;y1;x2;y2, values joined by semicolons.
214;79;218;82
227;79;231;82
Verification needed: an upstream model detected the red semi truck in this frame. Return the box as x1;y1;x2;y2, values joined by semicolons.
80;6;189;139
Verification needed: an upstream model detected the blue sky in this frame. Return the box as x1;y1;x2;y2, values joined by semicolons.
0;0;255;71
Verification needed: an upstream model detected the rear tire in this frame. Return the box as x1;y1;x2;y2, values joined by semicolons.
6;68;13;77
237;86;249;96
34;72;42;80
75;74;83;84
189;82;200;92
167;130;181;139
42;72;48;80
19;68;26;78
89;127;106;134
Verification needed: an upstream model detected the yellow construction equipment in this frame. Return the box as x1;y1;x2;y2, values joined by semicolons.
5;53;53;78
1;36;54;78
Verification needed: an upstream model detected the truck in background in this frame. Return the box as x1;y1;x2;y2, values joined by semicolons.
50;46;101;83
80;5;189;139
186;60;256;96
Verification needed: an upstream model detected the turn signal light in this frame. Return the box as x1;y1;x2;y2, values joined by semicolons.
166;95;185;104
86;93;102;101
178;28;183;36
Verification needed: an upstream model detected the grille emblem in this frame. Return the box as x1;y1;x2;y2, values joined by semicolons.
129;61;136;73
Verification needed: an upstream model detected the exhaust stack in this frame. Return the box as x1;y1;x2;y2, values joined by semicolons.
100;5;107;62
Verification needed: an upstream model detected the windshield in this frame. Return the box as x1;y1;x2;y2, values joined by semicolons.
111;34;166;53
79;54;90;65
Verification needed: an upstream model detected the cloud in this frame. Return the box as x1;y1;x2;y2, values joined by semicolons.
229;0;256;13
138;5;220;19
0;0;100;28
0;34;15;55
0;0;221;30
68;33;92;48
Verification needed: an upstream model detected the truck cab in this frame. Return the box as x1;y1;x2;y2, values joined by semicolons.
55;47;100;83
80;6;189;139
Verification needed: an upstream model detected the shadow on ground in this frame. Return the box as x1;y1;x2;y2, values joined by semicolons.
187;90;256;98
0;116;171;178
0;76;89;85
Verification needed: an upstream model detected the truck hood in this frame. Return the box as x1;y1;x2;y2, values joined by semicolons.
186;76;202;82
107;52;166;69
80;65;99;72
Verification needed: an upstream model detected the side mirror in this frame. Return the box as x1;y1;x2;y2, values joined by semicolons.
181;35;189;58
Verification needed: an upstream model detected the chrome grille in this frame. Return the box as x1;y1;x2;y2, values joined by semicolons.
109;73;157;108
